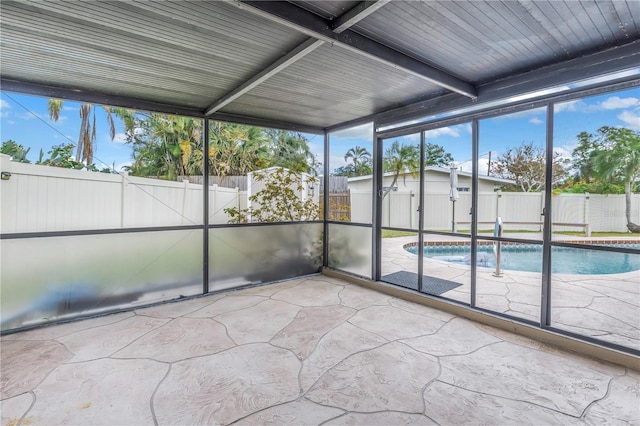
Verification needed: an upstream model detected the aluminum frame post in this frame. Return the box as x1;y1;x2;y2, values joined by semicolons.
417;131;426;293
323;130;330;268
470;119;479;307
541;104;554;327
203;117;210;294
372;122;383;281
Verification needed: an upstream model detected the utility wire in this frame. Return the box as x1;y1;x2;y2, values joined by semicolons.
3;93;198;225
3;93;322;279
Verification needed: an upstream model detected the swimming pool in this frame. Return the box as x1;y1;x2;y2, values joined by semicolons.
405;244;640;274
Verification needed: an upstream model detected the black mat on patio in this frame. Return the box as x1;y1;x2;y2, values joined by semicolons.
381;271;462;296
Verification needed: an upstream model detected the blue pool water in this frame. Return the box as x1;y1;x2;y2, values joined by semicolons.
405;244;640;275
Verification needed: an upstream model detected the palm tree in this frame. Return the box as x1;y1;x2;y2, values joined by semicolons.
344;146;371;176
383;141;420;196
266;129;315;174
48;99;115;166
112;109;205;179
209;122;269;177
590;126;640;233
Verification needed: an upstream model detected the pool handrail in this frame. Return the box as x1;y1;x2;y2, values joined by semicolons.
493;217;503;277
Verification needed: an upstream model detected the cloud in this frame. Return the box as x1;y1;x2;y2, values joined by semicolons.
598;96;639;110
553;145;573;160
555;96;639;115
424;126;460;138
111;132;128;144
0;99;10;118
529;117;543;125
554;100;582;113
618;110;640;130
329;122;373;140
586;96;640;112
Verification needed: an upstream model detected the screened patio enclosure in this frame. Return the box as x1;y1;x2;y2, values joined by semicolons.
1;0;639;360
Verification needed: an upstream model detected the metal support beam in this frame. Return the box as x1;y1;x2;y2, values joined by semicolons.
331;1;390;33
0;78;205;118
371;40;640;129
231;1;476;98
204;38;324;116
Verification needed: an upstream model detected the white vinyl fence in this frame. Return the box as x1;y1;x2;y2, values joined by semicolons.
0;155;245;233
349;187;640;233
2;154;638;234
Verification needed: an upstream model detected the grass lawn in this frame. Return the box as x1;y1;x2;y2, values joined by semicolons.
382;230;417;238
553;231;635;237
383;229;634;238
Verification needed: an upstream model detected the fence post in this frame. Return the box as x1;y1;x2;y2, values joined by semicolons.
495;190;502;219
584;192;590;236
120;172;128;228
181;179;189;225
0;154;14;233
210;184;218;224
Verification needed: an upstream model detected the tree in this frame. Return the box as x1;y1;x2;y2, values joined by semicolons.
344;146;371;176
490;141;568;192
383;141;420;191
332;161;372;177
209;122;269;177
35;143;109;172
48;99;116;166
572;131;600;182
266;129;316;174
1;140;30;163
112;112;315;180
113;109;206;179
424;143;454;167
332;164;357;177
588;126;640;232
224;168;319;223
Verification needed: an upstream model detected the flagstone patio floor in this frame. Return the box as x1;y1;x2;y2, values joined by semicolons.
2;275;639;425
381;235;640;351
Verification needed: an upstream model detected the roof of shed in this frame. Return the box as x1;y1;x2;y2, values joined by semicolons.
1;1;639;132
348;166;514;185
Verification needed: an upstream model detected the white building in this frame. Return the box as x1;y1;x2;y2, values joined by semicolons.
347;166;512;194
345;167;514;228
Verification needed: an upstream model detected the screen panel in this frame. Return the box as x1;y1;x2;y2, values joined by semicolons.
1;229;202;331
209;223;323;292
328;223;372;278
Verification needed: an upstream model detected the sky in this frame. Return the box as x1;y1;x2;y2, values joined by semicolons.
329;86;639;175
1;87;638;175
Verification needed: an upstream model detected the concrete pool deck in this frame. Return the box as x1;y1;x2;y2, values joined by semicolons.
2;275;639;425
381;235;640;351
